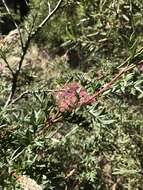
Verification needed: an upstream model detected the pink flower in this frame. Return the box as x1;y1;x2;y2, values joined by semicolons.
139;64;143;72
54;82;95;112
0;63;4;73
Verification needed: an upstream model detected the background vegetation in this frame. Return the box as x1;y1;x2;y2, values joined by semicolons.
0;0;143;189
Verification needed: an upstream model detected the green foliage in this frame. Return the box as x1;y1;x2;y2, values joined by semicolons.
37;0;143;68
0;0;143;189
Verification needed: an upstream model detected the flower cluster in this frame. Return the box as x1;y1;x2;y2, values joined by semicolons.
54;83;95;112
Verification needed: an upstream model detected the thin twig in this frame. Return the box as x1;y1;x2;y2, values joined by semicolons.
0;53;14;75
37;0;63;30
4;0;63;107
2;0;24;50
8;89;65;106
47;1;51;13
88;64;136;102
0;124;7;129
37;112;63;136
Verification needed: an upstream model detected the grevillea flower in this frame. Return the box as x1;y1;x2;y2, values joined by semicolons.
0;63;4;73
54;82;95;112
139;64;143;72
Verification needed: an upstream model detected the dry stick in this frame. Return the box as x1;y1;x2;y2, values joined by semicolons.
4;42;30;107
36;0;63;31
2;0;24;50
4;0;63;107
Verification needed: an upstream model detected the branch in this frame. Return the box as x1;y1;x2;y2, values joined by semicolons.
36;64;137;136
0;52;14;75
6;87;65;106
2;0;24;50
87;64;136;103
9;89;57;105
37;0;63;31
4;0;63;107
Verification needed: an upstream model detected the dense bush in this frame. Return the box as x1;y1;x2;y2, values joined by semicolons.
0;0;143;189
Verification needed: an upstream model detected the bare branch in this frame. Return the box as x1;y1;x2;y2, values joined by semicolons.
8;88;64;106
2;0;24;50
47;1;51;13
37;0;63;31
4;0;63;107
86;64;136;104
